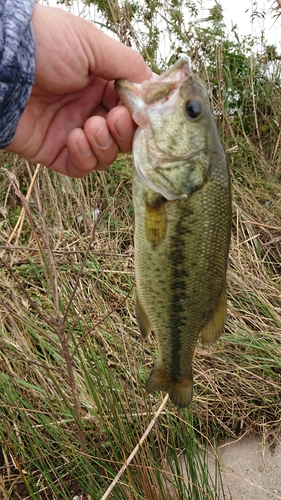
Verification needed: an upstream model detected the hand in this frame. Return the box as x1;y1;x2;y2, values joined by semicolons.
5;4;152;177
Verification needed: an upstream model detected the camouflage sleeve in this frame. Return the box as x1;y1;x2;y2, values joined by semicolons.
0;0;35;148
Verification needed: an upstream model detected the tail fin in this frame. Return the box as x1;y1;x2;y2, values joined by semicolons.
145;367;193;408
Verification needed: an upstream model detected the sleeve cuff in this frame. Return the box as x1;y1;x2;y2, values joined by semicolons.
0;0;36;148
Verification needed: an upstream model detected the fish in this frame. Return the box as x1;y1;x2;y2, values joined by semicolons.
115;56;231;408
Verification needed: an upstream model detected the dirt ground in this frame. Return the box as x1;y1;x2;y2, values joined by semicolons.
212;434;281;499
176;434;281;499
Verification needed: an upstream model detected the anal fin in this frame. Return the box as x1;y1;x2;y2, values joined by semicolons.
200;285;227;345
136;293;152;339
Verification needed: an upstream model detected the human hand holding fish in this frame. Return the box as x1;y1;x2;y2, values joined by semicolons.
4;4;152;177
116;57;231;408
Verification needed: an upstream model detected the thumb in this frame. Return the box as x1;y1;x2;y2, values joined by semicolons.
84;24;153;83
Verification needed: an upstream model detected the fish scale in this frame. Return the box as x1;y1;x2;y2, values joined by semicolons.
116;57;231;408
133;172;230;407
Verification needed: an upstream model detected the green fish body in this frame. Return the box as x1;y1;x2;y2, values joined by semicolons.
116;57;231;408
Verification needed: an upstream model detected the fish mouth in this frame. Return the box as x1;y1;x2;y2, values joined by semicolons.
115;56;192;121
140;57;191;105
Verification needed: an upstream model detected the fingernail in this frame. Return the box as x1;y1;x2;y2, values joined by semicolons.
78;133;92;156
95;122;112;149
115;113;134;139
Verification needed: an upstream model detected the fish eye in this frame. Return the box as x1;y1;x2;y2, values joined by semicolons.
185;100;201;119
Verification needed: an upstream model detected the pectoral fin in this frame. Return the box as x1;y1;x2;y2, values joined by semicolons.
136;293;152;340
200;286;227;345
145;195;167;246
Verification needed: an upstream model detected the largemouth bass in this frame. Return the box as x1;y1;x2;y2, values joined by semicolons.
116;57;231;408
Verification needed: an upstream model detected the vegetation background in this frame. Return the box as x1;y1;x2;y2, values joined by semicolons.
0;0;281;498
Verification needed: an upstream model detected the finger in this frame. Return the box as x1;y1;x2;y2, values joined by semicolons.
107;106;137;152
83;115;119;170
86;25;153;83
53;116;120;177
101;80;120;110
46;128;97;178
67;128;100;177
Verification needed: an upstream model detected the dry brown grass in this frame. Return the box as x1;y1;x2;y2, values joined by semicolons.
0;137;280;498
